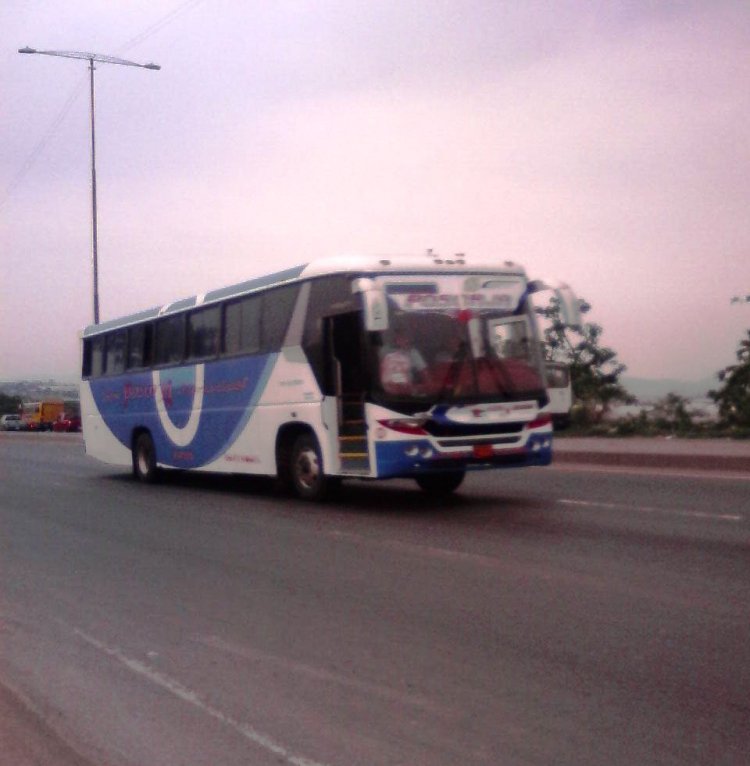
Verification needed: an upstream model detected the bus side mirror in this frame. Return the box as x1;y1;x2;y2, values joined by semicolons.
353;279;389;331
528;279;582;328
527;279;550;294
554;284;581;328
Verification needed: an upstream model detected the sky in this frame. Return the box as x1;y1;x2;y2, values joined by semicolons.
2;0;749;383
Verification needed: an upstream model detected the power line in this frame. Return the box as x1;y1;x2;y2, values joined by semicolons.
3;0;206;209
115;0;206;55
1;74;87;211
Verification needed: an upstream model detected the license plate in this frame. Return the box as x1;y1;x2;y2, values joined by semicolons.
473;444;493;459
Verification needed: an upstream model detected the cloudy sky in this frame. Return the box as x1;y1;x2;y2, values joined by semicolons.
2;0;749;382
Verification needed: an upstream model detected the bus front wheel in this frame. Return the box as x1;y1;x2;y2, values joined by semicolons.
415;471;465;496
288;433;334;501
133;432;159;483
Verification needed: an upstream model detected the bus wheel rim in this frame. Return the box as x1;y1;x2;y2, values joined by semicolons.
295;448;319;489
138;443;151;475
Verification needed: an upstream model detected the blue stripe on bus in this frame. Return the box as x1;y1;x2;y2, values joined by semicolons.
89;355;276;468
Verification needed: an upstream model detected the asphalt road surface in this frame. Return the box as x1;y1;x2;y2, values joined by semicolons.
1;433;748;766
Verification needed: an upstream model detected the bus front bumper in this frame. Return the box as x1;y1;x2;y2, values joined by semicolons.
374;434;552;478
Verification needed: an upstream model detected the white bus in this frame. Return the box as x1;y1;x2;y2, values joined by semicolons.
545;362;573;429
81;254;556;499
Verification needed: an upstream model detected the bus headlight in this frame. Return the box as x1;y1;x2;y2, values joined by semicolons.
378;418;428;435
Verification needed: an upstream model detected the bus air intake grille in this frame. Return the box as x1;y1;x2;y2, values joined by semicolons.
424;421;525;437
436;436;521;448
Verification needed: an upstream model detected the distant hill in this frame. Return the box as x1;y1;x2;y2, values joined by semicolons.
0;379;79;401
622;376;717;402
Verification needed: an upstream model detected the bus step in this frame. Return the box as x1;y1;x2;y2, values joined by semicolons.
339;456;370;472
340;467;371;476
339;422;366;438
339;406;370;469
340;437;369;461
339;440;367;453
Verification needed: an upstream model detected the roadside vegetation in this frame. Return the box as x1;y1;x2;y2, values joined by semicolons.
565;395;750;440
538;297;750;439
0;391;22;414
709;330;750;435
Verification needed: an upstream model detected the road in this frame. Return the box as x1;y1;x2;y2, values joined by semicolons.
0;433;748;766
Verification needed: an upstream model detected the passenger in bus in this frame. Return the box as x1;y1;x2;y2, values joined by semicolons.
379;329;429;395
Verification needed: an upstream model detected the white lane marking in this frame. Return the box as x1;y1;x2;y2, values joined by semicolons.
323;530;744;616
74;629;330;766
328;530;514;572
196;634;450;715
550;463;750;482
559;498;742;522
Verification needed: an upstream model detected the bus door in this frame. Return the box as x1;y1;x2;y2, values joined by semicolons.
325;313;370;474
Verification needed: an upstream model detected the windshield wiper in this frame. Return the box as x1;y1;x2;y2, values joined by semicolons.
438;341;469;400
478;354;514;395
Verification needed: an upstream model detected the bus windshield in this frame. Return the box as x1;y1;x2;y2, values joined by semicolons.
372;302;545;404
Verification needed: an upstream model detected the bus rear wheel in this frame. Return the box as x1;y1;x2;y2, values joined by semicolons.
133;432;159;483
415;470;465;496
288;433;335;501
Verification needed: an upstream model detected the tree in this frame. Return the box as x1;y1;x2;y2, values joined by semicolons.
0;392;22;414
651;392;694;434
536;295;633;424
710;330;750;430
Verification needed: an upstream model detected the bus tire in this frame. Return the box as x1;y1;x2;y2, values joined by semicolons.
133;432;159;483
288;433;332;501
415;470;465;496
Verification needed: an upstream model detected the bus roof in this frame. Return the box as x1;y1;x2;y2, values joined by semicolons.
82;254;527;337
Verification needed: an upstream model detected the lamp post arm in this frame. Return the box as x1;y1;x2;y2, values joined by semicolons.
19;47;160;70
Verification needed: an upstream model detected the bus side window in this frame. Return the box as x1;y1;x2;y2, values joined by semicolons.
126;323;154;369
187;305;221;360
261;285;300;352
91;336;106;377
225;296;262;356
302;277;358;392
82;339;92;378
154;315;185;366
106;331;127;375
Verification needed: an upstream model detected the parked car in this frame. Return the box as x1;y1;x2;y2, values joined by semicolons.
52;415;82;433
0;414;23;431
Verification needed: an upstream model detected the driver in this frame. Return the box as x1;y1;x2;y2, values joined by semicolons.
379;328;428;394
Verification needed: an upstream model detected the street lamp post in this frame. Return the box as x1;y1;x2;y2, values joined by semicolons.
19;47;160;324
